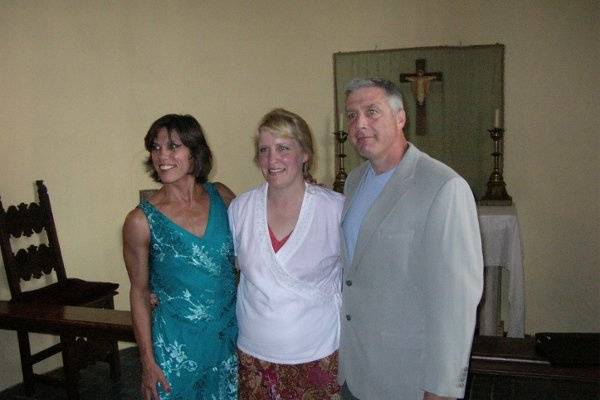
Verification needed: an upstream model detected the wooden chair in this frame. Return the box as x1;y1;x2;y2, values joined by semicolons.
0;180;121;400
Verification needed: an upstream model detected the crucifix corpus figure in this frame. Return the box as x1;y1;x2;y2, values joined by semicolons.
400;58;443;135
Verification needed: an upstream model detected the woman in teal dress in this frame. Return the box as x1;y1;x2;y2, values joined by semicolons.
123;114;238;400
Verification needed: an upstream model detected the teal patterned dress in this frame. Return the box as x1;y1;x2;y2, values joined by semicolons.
138;183;238;400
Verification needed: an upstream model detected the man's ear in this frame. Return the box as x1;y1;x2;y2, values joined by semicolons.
396;109;407;130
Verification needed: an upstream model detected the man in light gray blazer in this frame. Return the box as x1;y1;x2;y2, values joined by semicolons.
338;78;483;400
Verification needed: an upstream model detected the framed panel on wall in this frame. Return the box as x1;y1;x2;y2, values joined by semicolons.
333;44;504;200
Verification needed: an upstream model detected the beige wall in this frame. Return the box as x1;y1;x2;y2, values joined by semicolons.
1;0;598;390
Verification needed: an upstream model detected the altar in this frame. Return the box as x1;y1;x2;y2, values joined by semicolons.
477;205;525;338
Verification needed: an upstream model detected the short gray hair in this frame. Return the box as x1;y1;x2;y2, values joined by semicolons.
345;78;404;112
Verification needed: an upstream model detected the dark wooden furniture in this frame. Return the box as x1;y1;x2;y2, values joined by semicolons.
2;304;598;399
0;180;121;400
0;301;134;342
0;301;134;398
468;336;600;399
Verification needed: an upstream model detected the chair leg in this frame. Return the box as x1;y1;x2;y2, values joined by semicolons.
61;335;81;400
102;296;121;380
109;340;121;380
16;330;35;396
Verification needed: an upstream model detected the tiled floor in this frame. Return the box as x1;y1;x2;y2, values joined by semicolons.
3;348;598;400
0;347;141;400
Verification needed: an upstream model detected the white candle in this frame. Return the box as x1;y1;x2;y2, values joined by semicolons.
494;109;501;128
331;112;336;133
339;112;345;131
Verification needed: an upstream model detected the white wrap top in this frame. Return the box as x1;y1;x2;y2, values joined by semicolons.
228;183;344;364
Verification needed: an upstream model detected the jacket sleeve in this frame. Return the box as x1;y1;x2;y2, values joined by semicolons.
419;177;484;398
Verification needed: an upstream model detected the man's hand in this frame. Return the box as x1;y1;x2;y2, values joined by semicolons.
424;392;454;400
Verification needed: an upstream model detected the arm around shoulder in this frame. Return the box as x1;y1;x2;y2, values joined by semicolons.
214;182;236;207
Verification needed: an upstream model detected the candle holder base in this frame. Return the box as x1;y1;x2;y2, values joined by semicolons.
332;130;348;193
479;127;512;206
478;198;512;206
333;169;347;194
480;173;512;205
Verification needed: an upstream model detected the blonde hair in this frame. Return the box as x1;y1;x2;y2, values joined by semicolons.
254;108;314;177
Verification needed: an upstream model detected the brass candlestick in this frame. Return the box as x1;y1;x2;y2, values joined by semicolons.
332;130;348;193
480;127;512;205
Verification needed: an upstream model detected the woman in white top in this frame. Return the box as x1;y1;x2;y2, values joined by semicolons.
228;108;344;399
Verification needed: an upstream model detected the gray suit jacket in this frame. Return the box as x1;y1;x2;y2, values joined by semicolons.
338;144;483;400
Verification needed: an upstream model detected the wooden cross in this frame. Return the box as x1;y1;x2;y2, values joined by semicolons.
400;59;443;135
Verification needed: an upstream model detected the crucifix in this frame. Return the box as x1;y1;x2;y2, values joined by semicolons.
400;59;443;135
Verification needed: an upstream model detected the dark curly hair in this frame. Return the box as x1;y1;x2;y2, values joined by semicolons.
144;114;213;184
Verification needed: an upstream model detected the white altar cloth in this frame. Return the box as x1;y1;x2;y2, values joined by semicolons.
477;205;525;338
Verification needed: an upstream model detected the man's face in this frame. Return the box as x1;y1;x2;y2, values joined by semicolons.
345;87;406;165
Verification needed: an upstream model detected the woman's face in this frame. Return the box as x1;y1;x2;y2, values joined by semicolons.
150;128;193;184
257;128;308;191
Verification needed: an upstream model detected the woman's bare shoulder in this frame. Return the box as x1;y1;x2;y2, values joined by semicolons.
123;207;149;238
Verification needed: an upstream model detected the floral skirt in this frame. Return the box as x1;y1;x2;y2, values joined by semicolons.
238;349;341;400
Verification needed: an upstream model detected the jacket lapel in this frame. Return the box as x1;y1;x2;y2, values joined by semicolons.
350;144;421;273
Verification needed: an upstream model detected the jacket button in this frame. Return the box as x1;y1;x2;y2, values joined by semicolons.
346;314;351;321
346;280;352;286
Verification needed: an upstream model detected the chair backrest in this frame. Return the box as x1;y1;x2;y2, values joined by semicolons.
0;180;67;298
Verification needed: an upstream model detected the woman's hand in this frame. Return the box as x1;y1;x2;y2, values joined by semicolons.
141;360;171;400
149;293;159;309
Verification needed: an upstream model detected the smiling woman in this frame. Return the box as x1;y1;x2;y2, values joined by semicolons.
149;129;193;185
122;114;238;400
143;115;213;187
229;108;344;399
256;127;309;195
